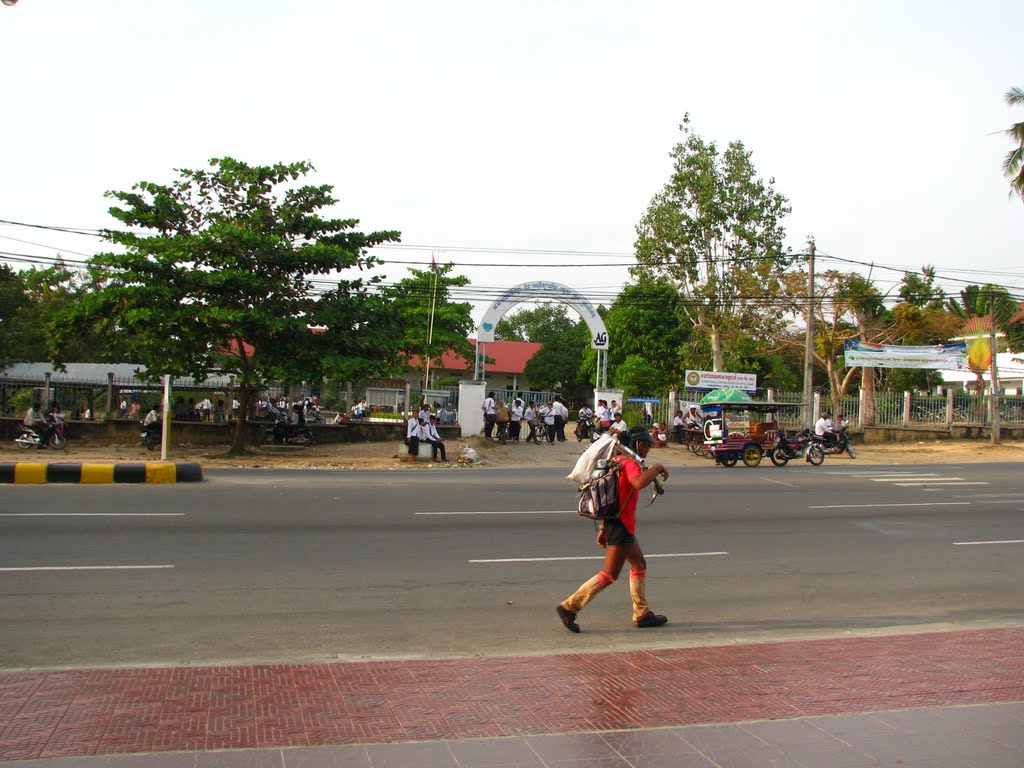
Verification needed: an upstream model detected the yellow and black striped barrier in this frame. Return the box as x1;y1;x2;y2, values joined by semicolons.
0;462;204;484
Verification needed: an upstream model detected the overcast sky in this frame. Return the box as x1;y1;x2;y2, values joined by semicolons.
1;0;1021;328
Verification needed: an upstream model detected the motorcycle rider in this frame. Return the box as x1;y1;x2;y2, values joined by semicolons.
23;401;55;447
815;411;837;449
143;403;162;439
289;402;306;437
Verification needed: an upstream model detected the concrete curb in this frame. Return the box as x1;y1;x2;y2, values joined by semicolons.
0;461;204;484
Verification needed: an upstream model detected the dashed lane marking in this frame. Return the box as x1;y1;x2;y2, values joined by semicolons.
809;502;971;509
953;539;1024;546
0;565;175;572
470;552;728;564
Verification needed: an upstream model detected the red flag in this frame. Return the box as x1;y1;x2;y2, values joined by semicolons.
430;253;438;273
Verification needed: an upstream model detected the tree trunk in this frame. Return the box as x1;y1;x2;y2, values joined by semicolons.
861;367;876;426
709;328;724;372
229;388;254;456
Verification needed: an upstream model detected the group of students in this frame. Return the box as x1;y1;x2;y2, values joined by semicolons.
482;393;571;443
405;405;448;462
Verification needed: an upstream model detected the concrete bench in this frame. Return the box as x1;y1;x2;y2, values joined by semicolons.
399;442;439;463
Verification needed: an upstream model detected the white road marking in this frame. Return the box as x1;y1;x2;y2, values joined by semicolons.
0;565;175;572
417;510;572;516
892;482;988;486
953;540;1024;546
0;513;185;517
827;472;945;477
470;552;728;564
870;476;950;482
809;502;971;509
761;477;798;487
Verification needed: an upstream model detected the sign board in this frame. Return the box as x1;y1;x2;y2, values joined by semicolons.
844;341;968;370
421;389;451;398
685;370;757;392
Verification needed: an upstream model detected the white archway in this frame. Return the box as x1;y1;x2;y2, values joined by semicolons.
474;281;609;387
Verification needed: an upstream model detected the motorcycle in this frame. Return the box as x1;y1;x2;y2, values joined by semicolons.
574;416;593;442
810;424;857;459
141;420;161;451
15;420;67;451
769;428;823;467
263;405;313;446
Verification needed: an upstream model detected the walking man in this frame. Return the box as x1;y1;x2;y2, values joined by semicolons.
556;428;670;633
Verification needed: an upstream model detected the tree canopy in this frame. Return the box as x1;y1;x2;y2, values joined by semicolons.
47;157;402;453
1003;86;1024;201
632;115;794;371
381;262;474;386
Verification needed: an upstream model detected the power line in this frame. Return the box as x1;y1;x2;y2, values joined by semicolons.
2;216;1023;303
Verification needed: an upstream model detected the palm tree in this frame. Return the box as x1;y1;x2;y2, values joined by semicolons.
1004;86;1024;201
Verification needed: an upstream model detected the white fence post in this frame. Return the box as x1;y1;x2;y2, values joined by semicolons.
903;391;912;428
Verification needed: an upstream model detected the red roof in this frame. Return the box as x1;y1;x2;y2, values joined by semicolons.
409;339;542;374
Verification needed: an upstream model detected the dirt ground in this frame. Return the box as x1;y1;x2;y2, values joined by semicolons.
3;433;1023;471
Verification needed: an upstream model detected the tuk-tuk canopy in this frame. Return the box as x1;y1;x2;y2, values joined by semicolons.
699;387;754;405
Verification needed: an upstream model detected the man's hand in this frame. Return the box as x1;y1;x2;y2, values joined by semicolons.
596;528;607;548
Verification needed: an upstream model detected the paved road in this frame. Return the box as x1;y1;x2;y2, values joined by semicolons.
2;462;1022;670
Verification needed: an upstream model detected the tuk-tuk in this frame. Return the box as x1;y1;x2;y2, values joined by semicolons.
701;400;791;468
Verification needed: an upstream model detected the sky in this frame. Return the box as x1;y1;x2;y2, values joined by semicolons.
1;0;1022;330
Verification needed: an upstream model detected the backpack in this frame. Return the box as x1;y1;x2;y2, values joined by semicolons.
577;458;635;520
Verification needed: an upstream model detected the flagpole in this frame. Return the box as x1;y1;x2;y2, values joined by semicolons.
424;254;439;390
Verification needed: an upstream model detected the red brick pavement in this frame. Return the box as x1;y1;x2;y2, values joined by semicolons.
1;627;1022;762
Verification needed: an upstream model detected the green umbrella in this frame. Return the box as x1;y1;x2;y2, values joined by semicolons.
699;387;754;405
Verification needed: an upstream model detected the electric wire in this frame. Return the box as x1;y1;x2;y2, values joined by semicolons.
2;217;1022;306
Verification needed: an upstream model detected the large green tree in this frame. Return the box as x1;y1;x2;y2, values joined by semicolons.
48;157;402;454
381;262;474;387
602;280;692;393
500;304;591;400
632;115;794;370
494;303;575;344
810;270;888;399
0;264;35;366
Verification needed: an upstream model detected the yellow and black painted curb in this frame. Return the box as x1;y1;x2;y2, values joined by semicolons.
0;462;204;484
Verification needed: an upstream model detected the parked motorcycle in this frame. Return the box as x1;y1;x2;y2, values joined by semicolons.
810;424;857;459
15;420;67;451
574;418;592;442
769;429;823;467
264;406;313;446
140;420;161;451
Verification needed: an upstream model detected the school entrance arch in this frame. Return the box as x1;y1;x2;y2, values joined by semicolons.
474;281;609;388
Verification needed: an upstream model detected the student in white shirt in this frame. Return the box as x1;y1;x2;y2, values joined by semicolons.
609;412;629;444
524;402;538;443
482;392;497;439
423;415;448;461
405;413;422;463
509;398;524;441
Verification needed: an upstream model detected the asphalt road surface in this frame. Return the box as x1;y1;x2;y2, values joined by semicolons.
2;462;1022;670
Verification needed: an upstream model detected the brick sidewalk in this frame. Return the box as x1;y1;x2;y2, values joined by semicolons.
1;627;1022;762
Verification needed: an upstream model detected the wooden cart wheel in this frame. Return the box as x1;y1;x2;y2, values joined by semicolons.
742;444;762;468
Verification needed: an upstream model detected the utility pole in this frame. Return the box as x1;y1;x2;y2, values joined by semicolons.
802;239;816;428
988;288;1001;444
